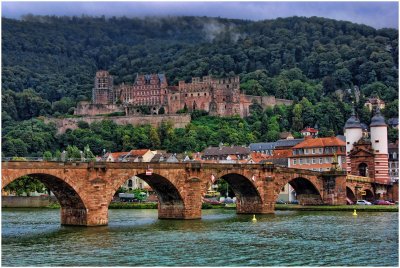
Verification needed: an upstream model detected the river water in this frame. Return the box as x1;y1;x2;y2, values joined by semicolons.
2;208;398;266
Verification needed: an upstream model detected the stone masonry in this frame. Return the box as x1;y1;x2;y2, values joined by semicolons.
76;71;293;118
2;161;348;226
44;114;191;134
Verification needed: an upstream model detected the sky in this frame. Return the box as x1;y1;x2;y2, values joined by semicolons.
1;1;399;29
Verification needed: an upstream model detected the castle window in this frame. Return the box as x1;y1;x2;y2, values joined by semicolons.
204;93;207;96
191;94;193;97
185;94;188;97
198;93;200;96
227;85;229;88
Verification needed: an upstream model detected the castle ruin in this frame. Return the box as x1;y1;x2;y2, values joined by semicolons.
75;70;292;117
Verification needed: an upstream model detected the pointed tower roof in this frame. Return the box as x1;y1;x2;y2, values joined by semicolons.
344;108;362;129
370;108;386;127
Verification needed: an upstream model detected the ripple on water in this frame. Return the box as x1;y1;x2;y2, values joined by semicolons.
1;209;398;266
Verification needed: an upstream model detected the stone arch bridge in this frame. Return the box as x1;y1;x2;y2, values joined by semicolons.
2;161;347;226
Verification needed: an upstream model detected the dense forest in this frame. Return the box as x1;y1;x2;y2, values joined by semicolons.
2;15;398;157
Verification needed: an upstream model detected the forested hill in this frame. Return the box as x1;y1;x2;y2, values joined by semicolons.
1;15;399;157
3;16;398;101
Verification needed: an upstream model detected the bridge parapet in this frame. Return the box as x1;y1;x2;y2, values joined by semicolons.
2;160;354;226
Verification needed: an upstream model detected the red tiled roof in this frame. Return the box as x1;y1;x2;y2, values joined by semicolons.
128;149;150;157
301;127;318;133
293;137;345;149
271;149;292;159
250;152;270;163
228;154;238;160
108;152;130;159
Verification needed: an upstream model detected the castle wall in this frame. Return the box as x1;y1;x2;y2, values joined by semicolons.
239;95;293;117
45;114;191;134
75;101;124;116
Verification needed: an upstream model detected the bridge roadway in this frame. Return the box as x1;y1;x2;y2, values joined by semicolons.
2;160;347;226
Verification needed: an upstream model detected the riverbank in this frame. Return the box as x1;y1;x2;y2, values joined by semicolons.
275;204;399;212
3;200;398;212
108;203;399;212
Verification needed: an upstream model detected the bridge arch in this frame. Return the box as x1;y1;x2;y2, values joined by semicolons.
108;169;198;219
363;188;374;201
346;187;356;204
275;174;324;205
204;170;264;214
2;172;88;226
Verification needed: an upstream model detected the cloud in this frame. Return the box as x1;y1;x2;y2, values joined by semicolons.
2;1;398;29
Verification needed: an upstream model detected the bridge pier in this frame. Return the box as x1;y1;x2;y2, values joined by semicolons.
236;198;275;214
61;206;108;226
158;177;203;220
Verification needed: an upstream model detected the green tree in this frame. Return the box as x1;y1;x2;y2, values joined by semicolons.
43;151;52;161
292;104;303;131
149;126;161;148
66;145;82;160
83;144;95;161
3;176;46;196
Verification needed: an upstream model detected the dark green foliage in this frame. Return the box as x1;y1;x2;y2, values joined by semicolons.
43;151;52;161
388;128;399;143
1;15;398;156
3;176;47;196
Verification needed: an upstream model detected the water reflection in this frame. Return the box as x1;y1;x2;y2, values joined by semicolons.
2;208;398;266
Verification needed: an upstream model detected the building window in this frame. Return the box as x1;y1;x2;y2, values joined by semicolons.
312;148;315;154
319;158;322;164
299;158;303;164
305;149;309;154
293;159;297;165
312;158;316;164
358;163;368;177
319;148;323;154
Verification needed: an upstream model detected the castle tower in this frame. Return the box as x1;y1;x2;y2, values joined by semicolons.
344;109;363;173
370;108;389;184
93;70;114;104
